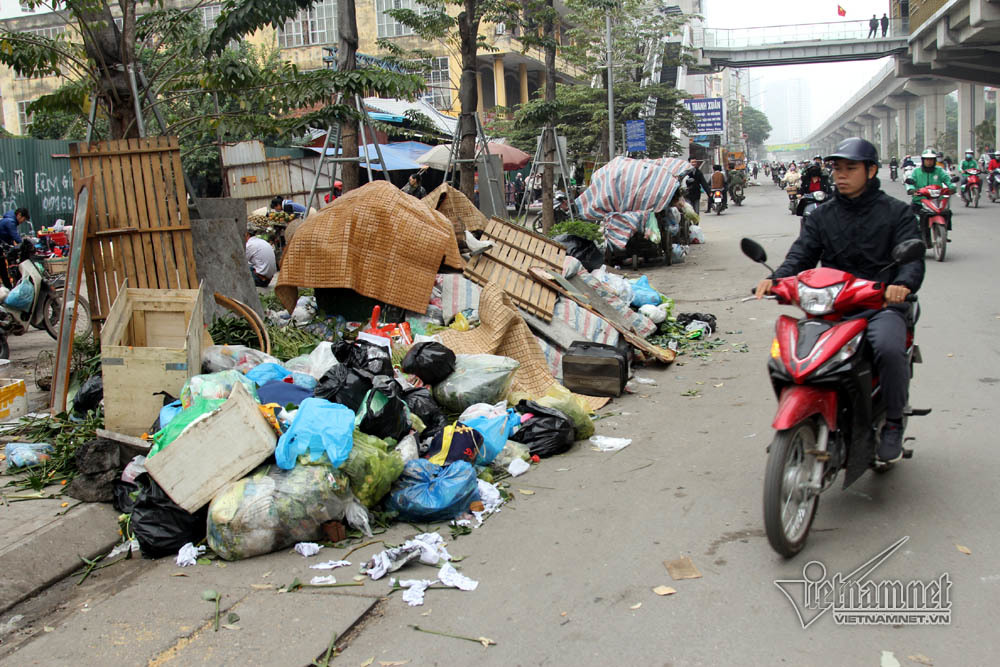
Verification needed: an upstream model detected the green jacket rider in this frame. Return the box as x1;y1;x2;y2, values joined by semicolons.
906;149;951;204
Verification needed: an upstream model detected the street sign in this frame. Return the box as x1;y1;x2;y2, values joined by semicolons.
625;119;646;153
682;98;725;135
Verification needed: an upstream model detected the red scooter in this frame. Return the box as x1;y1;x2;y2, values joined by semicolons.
961;168;982;208
907;176;959;262
741;237;927;557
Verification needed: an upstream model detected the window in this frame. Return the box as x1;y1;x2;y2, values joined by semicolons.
200;4;222;30
277;0;337;48
17;100;35;132
21;25;65;40
19;1;34;13
376;0;419;38
411;57;451;110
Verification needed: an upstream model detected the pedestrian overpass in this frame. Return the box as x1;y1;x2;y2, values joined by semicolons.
690;19;909;68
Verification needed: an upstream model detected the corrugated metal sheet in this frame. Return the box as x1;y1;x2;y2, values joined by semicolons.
0;138;75;233
219;141;266;167
221;140;334;215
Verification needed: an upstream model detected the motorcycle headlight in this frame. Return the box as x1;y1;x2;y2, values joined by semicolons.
813;191;826;201
797;282;844;315
929;190;941;198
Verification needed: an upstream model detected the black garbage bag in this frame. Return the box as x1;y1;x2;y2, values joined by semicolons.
554;234;605;272
113;479;139;514
72;375;104;414
314;365;374;412
403;387;447;441
401;342;456;385
510;400;575;458
332;340;393;376
64;438;121;503
357;375;410;441
131;473;208;559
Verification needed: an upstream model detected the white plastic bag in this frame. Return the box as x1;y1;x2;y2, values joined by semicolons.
689;224;705;244
307;342;338;378
639;304;667;324
592;267;633;306
458;401;507;423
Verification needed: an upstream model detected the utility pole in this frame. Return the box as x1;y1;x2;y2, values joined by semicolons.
606;8;615;160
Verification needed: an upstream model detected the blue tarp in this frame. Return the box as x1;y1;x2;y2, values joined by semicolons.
308;141;432;171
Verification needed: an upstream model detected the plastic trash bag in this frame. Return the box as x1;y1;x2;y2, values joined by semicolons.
275;398;356;470
132;473;208;559
401;342;456;385
343;431;405;507
246;362;291;386
206;463;371;561
333;339;393;377
202;346;281;374
458;401;507;423
671;244;687;264
511;400;576;458
286;342;339;379
257;380;313;408
639;304;667;324
3;280;34;311
492;440;530;468
397;434;419;462
356;376;410;441
424;423;484;465
403;387;447;439
645;212;662;245
630;275;661;308
385;459;479;522
464;409;519;465
180;370;258;408
592;267;633;306
534;384;595;440
689;224;705;244
5;442;54;468
314;365;374;412
148;396;227;458
72;375;104;414
158;400;183;431
553;234;604;272
432;354;519;414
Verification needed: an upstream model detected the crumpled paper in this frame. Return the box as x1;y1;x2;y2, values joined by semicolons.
175;542;206;567
508;458;530;476
294;542;323;557
395;578;435;606
471;479;503;526
309;559;352;570
364;533;452;580
438;562;478;591
309;575;337;586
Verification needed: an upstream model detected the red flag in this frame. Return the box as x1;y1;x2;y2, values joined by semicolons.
837;5;846;16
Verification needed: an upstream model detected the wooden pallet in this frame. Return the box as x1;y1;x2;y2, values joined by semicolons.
463;217;565;321
69;136;198;327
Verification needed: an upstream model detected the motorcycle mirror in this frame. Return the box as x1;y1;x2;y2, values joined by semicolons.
950;176;961;183
904;178;915;186
740;238;767;263
892;239;925;265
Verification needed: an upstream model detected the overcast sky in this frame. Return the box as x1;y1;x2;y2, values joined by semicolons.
702;0;894;135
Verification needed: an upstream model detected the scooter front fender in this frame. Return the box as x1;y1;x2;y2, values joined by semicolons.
772;385;837;431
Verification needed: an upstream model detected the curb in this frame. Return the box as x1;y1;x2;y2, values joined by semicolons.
0;502;120;614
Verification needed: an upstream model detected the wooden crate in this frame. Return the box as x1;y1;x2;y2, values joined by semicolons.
100;284;204;436
145;382;276;512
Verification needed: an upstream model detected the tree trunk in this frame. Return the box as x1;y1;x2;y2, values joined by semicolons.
457;0;481;204
540;0;556;233
339;0;360;193
74;1;139;139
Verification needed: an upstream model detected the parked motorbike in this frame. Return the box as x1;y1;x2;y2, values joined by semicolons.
711;188;726;215
961;169;982;208
989;168;1000;203
741;237;928;556
906;176;959;262
0;241;91;359
890;164;898;181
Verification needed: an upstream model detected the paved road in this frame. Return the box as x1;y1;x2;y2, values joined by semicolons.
3;178;998;665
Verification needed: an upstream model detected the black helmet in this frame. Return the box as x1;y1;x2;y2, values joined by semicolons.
825;137;879;165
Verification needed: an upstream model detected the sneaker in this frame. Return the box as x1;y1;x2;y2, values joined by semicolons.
877;422;904;463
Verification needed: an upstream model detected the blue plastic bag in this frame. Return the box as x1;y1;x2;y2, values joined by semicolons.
275;398;355;469
4;280;34;311
5;442;53;468
289;372;317;392
158;400;183;430
385;459;479;522
246;363;291;386
466;408;519;465
630;275;660;308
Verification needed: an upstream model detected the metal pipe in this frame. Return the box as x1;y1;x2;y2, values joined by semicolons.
606;10;615;159
305;121;335;216
126;64;146;137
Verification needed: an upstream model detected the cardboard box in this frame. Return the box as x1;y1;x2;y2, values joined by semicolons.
0;378;28;421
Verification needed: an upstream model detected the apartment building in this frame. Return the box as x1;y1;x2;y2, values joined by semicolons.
0;1;584;136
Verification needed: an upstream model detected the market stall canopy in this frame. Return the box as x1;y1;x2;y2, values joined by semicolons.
417;143;531;171
306;142;432;171
363;97;459;137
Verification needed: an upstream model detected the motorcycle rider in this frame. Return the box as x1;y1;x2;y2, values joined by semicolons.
798;164;832;197
988;151;1000;198
901;155;915;169
709;164;728;211
960;149;979;198
907;148;952;221
755;137;924;463
727;162;746;203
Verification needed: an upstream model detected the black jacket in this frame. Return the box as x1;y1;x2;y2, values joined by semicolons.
773;178;924;292
685;168;711;203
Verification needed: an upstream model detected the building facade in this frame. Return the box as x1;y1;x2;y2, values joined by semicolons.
0;1;584;135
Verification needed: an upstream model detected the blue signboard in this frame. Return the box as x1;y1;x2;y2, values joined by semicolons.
625;119;647;153
682;97;725;135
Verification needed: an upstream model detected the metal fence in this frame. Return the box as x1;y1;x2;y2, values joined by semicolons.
0;137;75;234
692;18;909;49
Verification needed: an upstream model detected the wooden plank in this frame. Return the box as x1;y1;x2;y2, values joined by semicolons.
97;143;128;310
138;136;172;288
118;138;149;291
125;137;159;289
92;225;192;237
154;137;182;288
169;137;199;289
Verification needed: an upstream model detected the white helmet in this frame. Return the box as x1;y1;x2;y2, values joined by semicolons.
920;148;937;159
965;149;974;155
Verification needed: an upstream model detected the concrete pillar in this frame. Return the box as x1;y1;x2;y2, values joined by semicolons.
493;55;507;110
957;83;987;157
995;90;1000;152
519;63;529;105
896;99;918;157
923;93;947;150
878;109;893;161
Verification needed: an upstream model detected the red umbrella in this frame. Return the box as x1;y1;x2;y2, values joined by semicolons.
484;142;531;171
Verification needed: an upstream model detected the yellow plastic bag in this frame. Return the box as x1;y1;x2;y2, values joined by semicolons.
450;312;470;331
535;384;595;439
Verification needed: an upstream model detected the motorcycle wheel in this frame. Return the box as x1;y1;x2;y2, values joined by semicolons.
974;190;980;208
43;294;93;341
763;421;820;557
529;213;543;234
0;333;7;360
932;224;947;262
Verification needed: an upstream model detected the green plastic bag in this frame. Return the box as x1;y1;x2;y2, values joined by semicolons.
342;430;405;508
535;384;595;440
148;396;227;458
